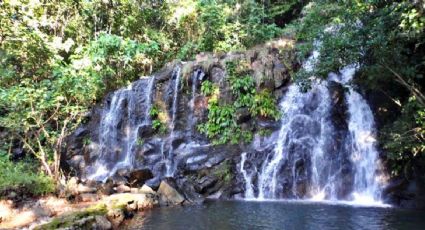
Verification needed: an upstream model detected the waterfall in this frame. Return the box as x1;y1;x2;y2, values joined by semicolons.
165;66;182;176
331;65;383;204
188;69;204;133
257;81;334;199
144;77;156;125
87;77;155;181
242;53;385;204
240;153;255;199
170;66;181;132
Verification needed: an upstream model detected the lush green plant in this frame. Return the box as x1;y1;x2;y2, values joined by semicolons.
230;75;256;108
200;80;216;96
83;137;91;146
258;128;273;136
198;60;280;144
250;90;281;120
149;105;167;134
0;153;55;197
381;97;425;176
227;61;280;119
198;103;238;144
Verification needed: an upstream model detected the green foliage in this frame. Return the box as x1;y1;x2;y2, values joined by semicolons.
198;60;279;144
70;33;160;92
173;0;283;56
381;97;425;176
258;128;273;137
83;137;91;146
250;90;281;120
198;102;253;145
200;80;216;96
230;75;256;108
198;103;238;144
0;0;297;183
149;105;167;134
291;0;425;176
0;153;55;197
227;61;280;119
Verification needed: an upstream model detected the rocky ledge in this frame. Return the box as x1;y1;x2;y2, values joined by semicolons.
34;179;186;230
0;178;188;229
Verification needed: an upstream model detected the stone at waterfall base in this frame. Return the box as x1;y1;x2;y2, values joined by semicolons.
157;180;185;206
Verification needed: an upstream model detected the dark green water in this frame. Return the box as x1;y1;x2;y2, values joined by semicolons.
125;200;425;230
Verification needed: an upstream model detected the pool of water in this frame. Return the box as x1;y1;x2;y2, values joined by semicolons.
125;200;425;230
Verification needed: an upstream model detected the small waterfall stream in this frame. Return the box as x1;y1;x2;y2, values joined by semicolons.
88;77;156;181
165;66;182;176
331;65;383;204
188;69;204;133
240;153;255;199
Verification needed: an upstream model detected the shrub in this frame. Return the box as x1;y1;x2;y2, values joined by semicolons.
149;105;168;134
0;153;55;197
198;60;280;144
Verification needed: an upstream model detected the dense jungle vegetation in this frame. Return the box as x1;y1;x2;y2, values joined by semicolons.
0;0;424;196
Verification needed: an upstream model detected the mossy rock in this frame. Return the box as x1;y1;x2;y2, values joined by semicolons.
34;203;107;230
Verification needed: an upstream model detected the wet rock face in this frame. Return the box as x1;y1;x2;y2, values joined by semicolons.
63;39;297;201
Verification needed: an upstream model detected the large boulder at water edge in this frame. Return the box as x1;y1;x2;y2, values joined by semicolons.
157;179;185;206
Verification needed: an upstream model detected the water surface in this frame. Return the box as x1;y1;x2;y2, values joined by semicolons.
125;200;425;230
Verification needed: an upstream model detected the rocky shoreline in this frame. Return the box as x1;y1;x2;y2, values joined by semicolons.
0;178;191;229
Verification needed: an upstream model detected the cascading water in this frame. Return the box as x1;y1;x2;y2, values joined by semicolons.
144;77;156;125
330;65;384;204
256;80;334;199
240;153;255;199
87;77;155;181
241;54;385;205
165;66;182;176
188;69;204;133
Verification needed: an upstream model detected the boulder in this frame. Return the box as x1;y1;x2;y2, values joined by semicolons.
77;183;97;194
94;215;112;230
145;178;161;190
99;181;115;196
235;108;251;124
175;178;205;204
106;209;125;227
77;193;99;202
272;59;289;89
139;185;156;195
157;180;185;206
103;193;158;212
106;175;128;187
196;176;218;193
116;168;130;178
383;177;408;196
128;169;154;186
65;177;80;196
114;184;131;193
